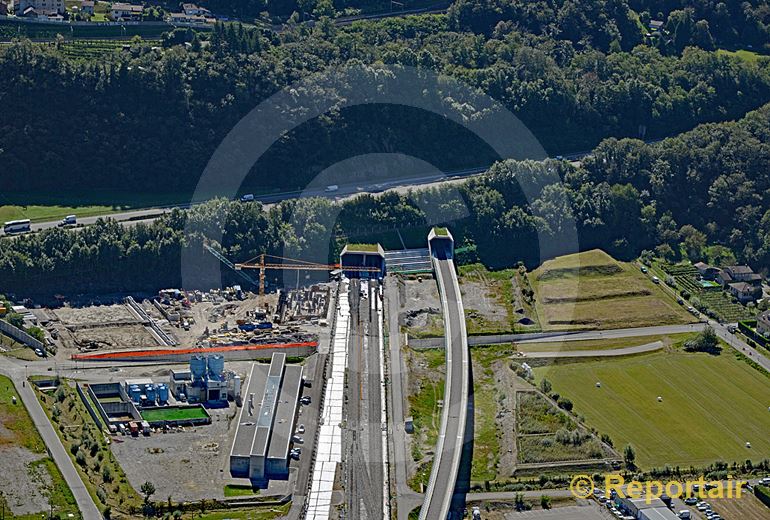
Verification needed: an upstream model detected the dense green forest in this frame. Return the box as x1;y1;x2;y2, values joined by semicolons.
2;13;769;200
2;101;770;298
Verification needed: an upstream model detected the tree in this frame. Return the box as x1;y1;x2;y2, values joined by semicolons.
540;495;552;509
680;224;707;260
624;444;636;469
557;397;573;412
6;312;24;329
683;326;721;355
539;378;552;394
140;481;156;504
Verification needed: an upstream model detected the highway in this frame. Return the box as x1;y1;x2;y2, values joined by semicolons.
6;151;602;238
419;244;469;520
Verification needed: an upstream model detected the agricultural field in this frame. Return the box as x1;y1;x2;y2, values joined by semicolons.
708;492;770;520
532;345;770;469
59;39;158;60
529;250;695;330
657;263;754;322
0;375;79;518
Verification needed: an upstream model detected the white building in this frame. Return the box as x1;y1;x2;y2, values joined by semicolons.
111;2;142;20
18;0;64;15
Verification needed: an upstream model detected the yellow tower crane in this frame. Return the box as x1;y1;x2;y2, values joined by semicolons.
234;254;380;296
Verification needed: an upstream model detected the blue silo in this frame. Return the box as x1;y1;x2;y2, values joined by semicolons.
190;355;207;381
208;355;225;378
157;384;169;404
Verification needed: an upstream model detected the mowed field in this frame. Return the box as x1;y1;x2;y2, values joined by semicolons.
529;249;695;330
533;349;770;469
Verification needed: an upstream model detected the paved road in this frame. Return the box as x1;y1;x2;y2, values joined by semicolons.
0;358;102;519
409;323;706;349
710;320;770;372
522;341;664;358
420;247;470;520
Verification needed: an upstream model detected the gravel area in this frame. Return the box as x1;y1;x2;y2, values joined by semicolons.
110;406;239;502
0;444;51;515
54;304;140;327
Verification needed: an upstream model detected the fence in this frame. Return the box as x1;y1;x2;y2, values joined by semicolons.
0;319;45;350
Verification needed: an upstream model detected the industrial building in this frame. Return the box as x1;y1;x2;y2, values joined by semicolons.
229;353;304;485
169;354;241;403
616;496;679;520
340;243;386;280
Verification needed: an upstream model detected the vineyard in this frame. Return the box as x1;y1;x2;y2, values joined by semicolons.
659;263;755;322
59;39;157;59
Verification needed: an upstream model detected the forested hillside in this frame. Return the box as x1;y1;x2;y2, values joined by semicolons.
2;15;769;200
2;102;769;298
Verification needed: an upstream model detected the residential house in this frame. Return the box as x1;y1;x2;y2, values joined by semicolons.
18;0;64;15
181;2;208;15
111;2;142;20
757;310;770;337
167;10;207;23
717;265;762;288
80;0;94;14
728;282;760;304
694;261;719;281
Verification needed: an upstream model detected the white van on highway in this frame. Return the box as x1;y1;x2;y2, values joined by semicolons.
59;215;76;227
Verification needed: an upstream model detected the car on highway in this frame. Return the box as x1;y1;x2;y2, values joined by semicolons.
324;184;339;192
240;194;255;202
34;348;46;357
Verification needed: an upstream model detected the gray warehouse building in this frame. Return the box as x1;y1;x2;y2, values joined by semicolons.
229;352;304;484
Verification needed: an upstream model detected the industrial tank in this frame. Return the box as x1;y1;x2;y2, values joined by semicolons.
157;384;169;404
129;385;141;403
208;355;225;378
190;355;207;381
145;384;156;403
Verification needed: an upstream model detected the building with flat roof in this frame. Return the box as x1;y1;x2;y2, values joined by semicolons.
230;353;303;484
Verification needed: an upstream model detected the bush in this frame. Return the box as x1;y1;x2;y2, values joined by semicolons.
755;485;770;508
557;397;573;412
684;326;721;355
75;448;87;466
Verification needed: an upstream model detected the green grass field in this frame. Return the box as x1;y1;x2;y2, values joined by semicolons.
529;250;695;330
141;405;210;422
716;48;768;64
0;204;119;224
533;349;770;469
